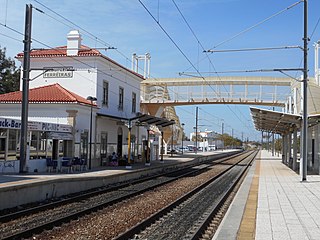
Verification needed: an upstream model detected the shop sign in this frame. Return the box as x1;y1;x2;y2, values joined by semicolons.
47;132;73;140
0;118;21;129
0;117;72;133
41;122;72;132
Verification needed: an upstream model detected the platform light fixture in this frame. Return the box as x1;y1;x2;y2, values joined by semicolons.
181;123;185;154
87;96;97;170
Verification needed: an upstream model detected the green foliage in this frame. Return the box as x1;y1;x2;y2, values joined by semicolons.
218;133;242;148
275;138;282;152
191;134;203;142
0;46;20;94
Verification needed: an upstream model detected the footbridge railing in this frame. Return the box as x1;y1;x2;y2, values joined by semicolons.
141;76;293;107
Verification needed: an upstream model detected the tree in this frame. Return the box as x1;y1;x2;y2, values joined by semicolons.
218;133;242;148
0;46;20;94
191;134;203;142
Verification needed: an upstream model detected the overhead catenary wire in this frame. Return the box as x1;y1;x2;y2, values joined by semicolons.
205;45;303;53
0;8;145;103
207;0;303;51
310;15;320;39
29;0;186;108
0;22;143;118
138;0;253;135
182;0;303;74
4;0;9;26
170;0;255;135
138;0;204;80
0;32;21;43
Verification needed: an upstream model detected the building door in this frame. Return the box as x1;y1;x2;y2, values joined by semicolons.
52;139;59;160
312;139;315;166
117;127;123;157
0;137;6;160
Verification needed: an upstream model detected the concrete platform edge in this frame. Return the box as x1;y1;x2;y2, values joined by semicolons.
213;153;257;240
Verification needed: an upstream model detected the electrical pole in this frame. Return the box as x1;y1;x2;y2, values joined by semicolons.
221;122;224;135
195;107;198;154
20;4;32;173
242;132;243;147
301;0;308;181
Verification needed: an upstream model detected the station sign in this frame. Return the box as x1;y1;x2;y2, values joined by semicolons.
43;67;73;78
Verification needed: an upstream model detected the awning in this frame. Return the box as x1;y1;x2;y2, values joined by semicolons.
132;114;175;128
97;112;175;128
250;107;301;134
251;107;320;134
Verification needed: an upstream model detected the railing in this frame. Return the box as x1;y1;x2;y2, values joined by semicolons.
141;76;292;107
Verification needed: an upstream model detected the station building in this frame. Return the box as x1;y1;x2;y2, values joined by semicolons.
0;30;173;173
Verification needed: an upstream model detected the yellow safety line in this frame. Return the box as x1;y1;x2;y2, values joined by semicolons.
237;153;260;240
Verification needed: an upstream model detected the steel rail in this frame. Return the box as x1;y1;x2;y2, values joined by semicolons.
0;151;239;224
1;151;243;240
114;151;256;240
190;151;258;239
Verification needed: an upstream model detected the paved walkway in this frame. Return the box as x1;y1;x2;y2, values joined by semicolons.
255;151;320;240
215;150;320;240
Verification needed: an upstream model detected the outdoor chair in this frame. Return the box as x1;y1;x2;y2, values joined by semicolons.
72;157;81;171
61;157;73;173
79;158;88;171
46;158;57;173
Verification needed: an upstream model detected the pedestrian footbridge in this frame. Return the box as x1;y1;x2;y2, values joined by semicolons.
141;76;293;108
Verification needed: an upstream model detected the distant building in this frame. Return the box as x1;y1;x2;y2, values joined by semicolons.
189;130;224;151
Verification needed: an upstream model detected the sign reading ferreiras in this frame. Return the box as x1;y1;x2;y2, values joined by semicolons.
43;67;73;78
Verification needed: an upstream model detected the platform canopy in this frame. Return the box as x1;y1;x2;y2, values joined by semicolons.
250;107;302;134
97;112;175;128
131;114;175;128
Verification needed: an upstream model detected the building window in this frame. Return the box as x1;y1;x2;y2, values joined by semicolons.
80;131;88;160
132;92;136;113
119;87;124;110
100;132;107;165
103;81;109;106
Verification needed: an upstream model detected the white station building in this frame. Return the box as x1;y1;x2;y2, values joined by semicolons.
0;30;173;173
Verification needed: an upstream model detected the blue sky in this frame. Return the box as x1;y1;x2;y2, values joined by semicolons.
1;0;319;141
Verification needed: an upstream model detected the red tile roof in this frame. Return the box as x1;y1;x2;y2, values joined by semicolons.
16;45;101;58
16;45;144;80
0;83;96;106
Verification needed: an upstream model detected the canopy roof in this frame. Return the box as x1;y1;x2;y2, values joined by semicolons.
97;112;175;128
250;107;301;134
132;114;175;128
250;107;320;134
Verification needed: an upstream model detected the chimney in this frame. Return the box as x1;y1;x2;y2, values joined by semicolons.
67;30;81;56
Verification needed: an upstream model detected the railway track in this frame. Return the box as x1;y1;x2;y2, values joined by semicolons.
0;151;242;240
116;150;257;240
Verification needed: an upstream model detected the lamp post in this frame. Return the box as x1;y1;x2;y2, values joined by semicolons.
171;120;173;157
181;123;185;154
171;123;174;157
87;96;97;170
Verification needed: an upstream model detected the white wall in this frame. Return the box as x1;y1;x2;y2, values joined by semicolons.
22;58;98;99
19;55;143;120
96;59;142;119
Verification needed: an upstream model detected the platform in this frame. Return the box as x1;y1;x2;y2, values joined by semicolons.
214;150;320;240
0;150;234;210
